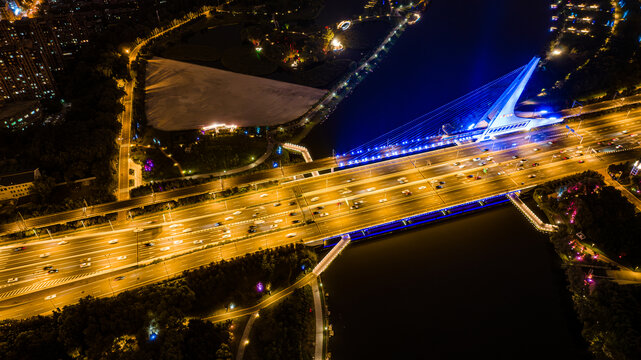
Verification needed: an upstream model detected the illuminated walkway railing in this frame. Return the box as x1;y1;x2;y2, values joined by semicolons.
507;192;558;233
313;234;350;275
282;143;320;177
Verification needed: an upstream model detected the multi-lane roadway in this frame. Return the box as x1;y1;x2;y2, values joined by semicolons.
2;108;641;319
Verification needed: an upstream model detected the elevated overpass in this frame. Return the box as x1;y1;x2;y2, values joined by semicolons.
2;108;641;318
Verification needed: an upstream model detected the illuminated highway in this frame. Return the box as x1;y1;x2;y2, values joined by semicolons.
2;108;641;319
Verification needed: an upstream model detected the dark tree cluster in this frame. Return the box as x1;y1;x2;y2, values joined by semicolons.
536;170;641;265
244;287;315;360
184;244;317;314
534;171;641;359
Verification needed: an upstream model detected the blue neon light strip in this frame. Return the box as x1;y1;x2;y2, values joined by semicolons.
323;194;511;247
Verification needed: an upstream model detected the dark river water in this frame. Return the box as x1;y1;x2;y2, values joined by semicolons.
312;1;589;357
322;206;589;359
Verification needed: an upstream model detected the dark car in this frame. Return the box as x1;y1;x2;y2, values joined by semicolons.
43;265;53;271
292;220;300;224
313;211;320;215
48;269;59;274
144;242;154;247
289;201;296;206
435;185;443;189
115;276;125;281
248;228;257;233
289;212;297;216
14;246;26;252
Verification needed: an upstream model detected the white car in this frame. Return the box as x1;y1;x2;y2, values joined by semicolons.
379;198;387;203
340;189;352;195
193;240;204;245
45;294;56;300
473;157;481;161
58;241;68;245
182;228;192;233
108;239;118;244
117;256;127;260
79;262;91;268
418;186;427;190
260;193;269;198
319;212;329;217
133;228;144;233
366;187;376;192
7;277;18;283
173;240;183;245
169;224;182;228
310;196;320;202
254;219;265;225
233;210;242;215
225;216;234;221
270;224;279;229
286;233;297;238
533;148;540;152
397;177;407;184
222;234;231;239
160;247;170;251
39;253;50;258
274;219;283;224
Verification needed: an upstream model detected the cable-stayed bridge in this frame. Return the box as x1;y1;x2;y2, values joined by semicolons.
337;57;563;166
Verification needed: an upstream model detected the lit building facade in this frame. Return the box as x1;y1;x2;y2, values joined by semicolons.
0;168;40;202
0;18;63;103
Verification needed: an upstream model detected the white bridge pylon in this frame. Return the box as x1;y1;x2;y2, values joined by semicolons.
475;57;562;141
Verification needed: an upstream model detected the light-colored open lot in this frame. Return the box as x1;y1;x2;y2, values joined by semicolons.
145;57;327;131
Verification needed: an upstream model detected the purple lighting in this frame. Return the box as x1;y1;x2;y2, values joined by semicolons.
144;159;155;172
256;282;264;292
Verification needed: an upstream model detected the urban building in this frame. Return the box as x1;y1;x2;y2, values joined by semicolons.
0;99;40;130
0;168;40;202
0;17;64;103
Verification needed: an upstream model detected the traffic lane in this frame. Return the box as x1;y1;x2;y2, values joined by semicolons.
2;109;636;236
3;148;639;317
5;116;640;286
0;130;616;285
0;220;324;319
0;209;310;290
0;199;307;285
6;107;641;231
